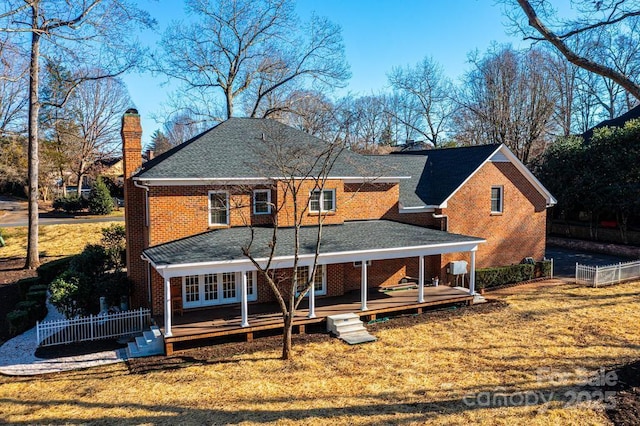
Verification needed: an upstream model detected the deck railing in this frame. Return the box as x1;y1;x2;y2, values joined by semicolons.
36;308;151;347
575;260;640;287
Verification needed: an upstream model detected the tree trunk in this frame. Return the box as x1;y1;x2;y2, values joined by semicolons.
25;13;41;270
281;310;293;360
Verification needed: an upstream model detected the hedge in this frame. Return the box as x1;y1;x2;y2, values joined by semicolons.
6;310;29;336
17;277;41;298
26;290;47;303
37;257;74;285
15;300;46;323
476;264;535;289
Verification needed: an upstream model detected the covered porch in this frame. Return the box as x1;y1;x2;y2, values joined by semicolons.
156;285;474;353
142;220;485;354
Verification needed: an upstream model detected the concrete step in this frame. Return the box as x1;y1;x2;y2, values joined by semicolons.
340;331;377;345
327;313;361;333
335;323;367;336
126;326;165;358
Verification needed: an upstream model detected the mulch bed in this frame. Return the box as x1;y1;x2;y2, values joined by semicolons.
0;258;39;344
601;359;640;426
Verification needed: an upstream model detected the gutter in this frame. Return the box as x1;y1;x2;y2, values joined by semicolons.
433;213;448;232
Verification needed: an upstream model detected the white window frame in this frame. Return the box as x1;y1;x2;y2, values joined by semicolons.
253;189;271;215
295;265;327;296
309;189;336;213
208;190;230;226
491;186;503;214
181;271;257;308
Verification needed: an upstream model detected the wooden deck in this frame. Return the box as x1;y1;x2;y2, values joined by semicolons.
157;286;473;354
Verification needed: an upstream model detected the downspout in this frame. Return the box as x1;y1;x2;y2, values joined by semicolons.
433;212;448;232
133;180;151;304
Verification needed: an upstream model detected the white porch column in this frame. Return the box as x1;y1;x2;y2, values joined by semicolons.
361;260;368;311
308;268;316;318
418;255;425;303
241;271;249;327
469;250;477;295
164;277;172;337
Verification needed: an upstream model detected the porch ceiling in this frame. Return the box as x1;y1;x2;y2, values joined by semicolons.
143;220;484;274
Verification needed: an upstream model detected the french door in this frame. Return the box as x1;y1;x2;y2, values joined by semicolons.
182;271;257;308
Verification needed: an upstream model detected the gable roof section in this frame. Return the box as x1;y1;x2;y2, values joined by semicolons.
385;144;556;208
135;118;403;183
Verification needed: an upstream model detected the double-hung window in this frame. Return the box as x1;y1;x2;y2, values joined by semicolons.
491;186;503;214
253;189;271;215
209;191;229;226
309;189;335;213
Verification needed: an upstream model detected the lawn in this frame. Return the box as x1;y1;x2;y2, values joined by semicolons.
0;222;119;260
0;280;638;425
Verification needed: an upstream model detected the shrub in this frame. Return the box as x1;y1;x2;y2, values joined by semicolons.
17;277;41;298
88;177;113;215
53;195;85;213
26;290;47;303
96;272;132;308
6;309;30;336
70;244;109;278
37;257;74;285
49;271;87;319
15;300;46;322
476;264;535;289
101;224;126;270
535;260;553;278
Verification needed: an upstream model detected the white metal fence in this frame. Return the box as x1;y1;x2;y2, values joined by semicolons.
575;260;640;287
36;308;151;347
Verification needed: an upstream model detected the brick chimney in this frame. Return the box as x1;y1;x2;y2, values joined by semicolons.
122;108;142;178
121;108;147;309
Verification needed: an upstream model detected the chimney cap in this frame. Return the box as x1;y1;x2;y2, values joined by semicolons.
125;108;139;115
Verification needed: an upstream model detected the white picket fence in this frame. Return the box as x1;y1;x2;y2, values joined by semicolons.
36;308;151;347
575;260;640;287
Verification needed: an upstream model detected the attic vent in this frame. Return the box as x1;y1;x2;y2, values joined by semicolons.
261;132;265;140
490;151;509;163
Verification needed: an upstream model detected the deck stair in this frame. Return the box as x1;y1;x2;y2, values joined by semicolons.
326;313;377;345
126;325;165;358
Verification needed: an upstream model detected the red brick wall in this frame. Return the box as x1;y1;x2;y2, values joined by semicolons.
443;161;548;269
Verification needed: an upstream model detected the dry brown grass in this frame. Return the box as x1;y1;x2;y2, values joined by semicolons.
1;280;639;425
0;222;119;260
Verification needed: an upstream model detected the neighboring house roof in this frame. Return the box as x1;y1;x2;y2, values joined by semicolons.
143;220;484;273
582;104;640;142
135;118;404;183
382;144;556;209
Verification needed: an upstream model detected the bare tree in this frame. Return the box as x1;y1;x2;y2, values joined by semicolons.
508;0;640;100
455;46;557;164
0;0;153;268
157;0;349;123
0;37;27;137
239;122;346;359
56;76;132;194
388;56;454;147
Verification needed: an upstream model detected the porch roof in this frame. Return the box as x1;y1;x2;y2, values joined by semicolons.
143;220;484;273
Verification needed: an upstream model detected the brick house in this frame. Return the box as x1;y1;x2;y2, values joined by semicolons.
121;109;555;352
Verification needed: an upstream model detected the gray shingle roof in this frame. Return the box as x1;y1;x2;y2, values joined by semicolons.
143;220;483;266
137;118;401;180
381;144;501;207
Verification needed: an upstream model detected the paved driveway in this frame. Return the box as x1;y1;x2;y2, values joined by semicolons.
545;246;634;278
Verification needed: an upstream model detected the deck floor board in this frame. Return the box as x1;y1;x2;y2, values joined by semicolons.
157;286;473;345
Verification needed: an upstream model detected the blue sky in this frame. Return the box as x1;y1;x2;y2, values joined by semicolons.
122;0;531;146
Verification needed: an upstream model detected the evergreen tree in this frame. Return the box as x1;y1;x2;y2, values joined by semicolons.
88;177;113;215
